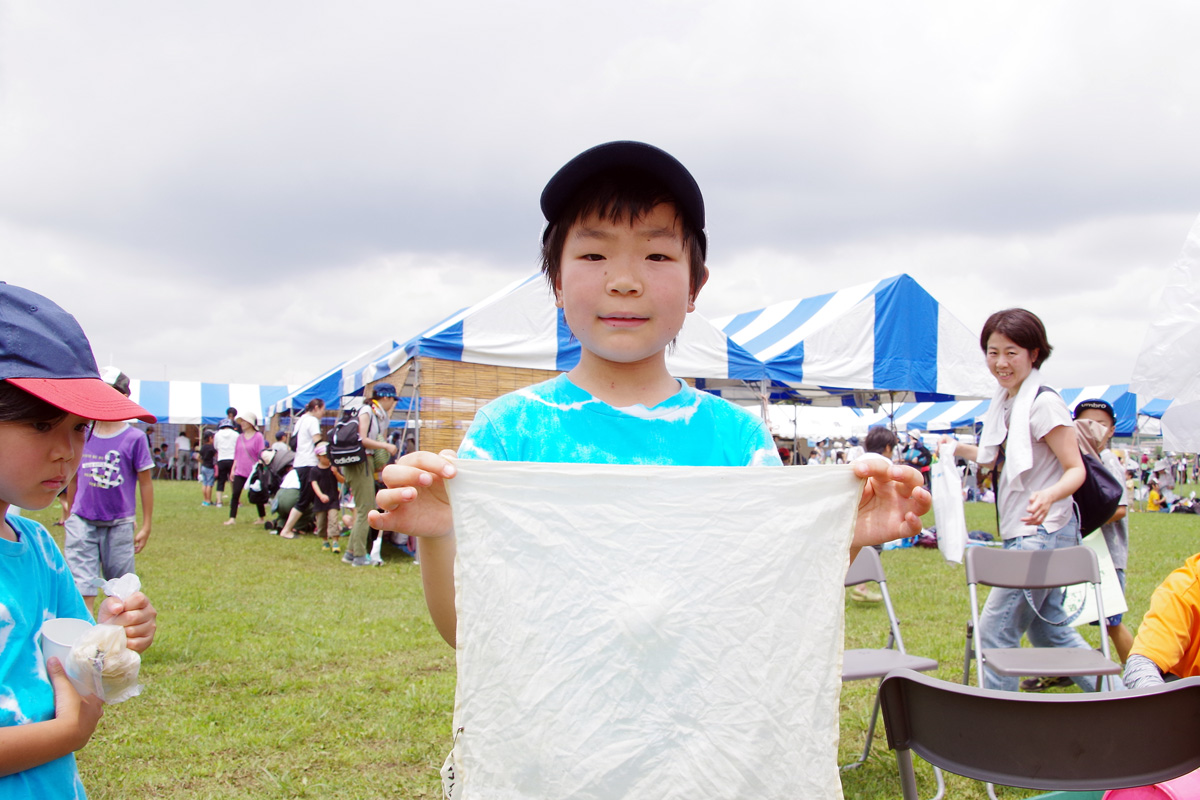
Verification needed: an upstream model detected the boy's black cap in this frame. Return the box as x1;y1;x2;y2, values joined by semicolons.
540;141;707;258
1074;398;1116;424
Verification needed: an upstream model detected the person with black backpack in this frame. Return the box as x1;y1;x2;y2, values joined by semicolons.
340;383;398;567
947;308;1101;693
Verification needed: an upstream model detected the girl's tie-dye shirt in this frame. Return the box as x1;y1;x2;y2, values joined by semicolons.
1;514;92;799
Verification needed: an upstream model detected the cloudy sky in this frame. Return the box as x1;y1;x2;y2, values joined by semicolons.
2;2;1196;392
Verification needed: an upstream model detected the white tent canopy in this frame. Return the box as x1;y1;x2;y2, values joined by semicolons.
343;274;768;395
714;273;995;405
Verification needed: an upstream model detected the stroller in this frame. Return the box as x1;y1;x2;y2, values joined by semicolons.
250;449;306;532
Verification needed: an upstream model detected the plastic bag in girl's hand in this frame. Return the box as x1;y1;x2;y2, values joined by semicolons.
67;623;142;703
69;572;144;703
931;442;966;564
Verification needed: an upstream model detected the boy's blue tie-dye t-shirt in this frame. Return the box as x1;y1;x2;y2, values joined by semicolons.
458;374;782;467
1;514;92;799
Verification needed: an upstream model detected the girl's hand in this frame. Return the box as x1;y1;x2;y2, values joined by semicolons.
98;591;157;653
47;657;103;751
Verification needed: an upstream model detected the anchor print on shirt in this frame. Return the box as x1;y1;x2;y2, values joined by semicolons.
81;450;125;489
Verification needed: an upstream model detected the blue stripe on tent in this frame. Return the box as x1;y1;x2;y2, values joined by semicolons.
138;381;170;423
874;275;938;394
721;309;764;339
767;342;806;384
741;290;837;357
200;383;229;424
1140;398;1173;419
417;320;465;363
903;400;957;431
556;308;580;371
293;371;344;412
726;338;766;381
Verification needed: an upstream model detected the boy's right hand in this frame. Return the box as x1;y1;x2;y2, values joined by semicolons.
369;450;457;538
47;657;103;751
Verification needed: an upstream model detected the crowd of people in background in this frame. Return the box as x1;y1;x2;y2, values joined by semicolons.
132;389;419;568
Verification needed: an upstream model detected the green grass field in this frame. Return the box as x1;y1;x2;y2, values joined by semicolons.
25;479;1199;799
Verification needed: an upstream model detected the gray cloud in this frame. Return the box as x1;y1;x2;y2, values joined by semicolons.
2;1;1198;391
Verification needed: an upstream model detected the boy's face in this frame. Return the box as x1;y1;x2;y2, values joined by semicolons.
0;413;89;511
1076;408;1114;442
555;202;704;370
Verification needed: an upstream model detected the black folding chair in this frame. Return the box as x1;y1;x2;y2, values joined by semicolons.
881;669;1200;800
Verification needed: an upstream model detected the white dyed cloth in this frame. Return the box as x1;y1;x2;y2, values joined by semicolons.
445;460;863;800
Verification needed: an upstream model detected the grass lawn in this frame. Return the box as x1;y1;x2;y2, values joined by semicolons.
23;479;1200;799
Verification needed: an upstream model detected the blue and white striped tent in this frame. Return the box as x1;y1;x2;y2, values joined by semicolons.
343;274;767;394
879;384;1159;438
267;339;400;417
129;380;295;425
713;274;995;405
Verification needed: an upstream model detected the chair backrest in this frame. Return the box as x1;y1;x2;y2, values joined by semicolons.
845;545;885;587
881;669;1200;793
965;544;1100;589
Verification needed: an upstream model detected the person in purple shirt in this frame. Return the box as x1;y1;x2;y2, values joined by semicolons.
64;366;154;612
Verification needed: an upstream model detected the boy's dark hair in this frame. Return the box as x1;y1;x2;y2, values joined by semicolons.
980;308;1053;369
0;380;69;424
540;167;708;300
864;426;898;455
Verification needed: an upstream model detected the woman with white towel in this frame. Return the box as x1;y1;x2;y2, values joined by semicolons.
948;308;1092;692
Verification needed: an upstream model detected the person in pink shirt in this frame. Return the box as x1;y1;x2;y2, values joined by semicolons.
224;410;266;526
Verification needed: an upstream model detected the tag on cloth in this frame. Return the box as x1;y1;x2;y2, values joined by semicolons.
446;461;863;800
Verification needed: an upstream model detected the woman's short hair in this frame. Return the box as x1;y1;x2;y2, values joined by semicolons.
980;308;1053;369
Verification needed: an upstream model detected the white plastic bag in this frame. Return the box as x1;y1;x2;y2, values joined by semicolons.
931;442;967;564
67;573;143;703
446;461;863;800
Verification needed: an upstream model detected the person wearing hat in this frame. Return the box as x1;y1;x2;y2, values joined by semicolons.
1021;397;1135;691
224;409;266;526
0;282;158;797
341;383;398;566
1075;399;1134;659
63;365;155;613
370;141;929;646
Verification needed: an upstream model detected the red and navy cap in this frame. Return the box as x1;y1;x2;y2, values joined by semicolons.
0;283;156;423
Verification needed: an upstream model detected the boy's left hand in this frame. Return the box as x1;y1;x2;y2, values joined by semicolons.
98;591;157;653
134;525;150;553
852;458;931;549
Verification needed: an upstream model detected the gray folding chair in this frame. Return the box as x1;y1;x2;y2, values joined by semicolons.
842;547;944;797
881;668;1200;800
962;545;1122;691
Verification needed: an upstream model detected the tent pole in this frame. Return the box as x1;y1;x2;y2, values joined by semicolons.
409;359;421;451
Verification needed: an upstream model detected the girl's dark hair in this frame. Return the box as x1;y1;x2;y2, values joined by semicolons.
0;380;68;425
540;167;707;300
980;308;1053;369
302;398;325;414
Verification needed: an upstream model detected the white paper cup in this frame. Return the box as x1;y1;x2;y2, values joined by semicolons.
40;617;94;690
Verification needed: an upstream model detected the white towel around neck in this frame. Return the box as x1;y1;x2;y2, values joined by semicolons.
976;369;1043;492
